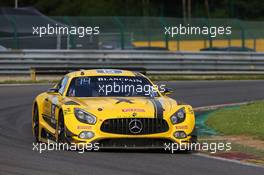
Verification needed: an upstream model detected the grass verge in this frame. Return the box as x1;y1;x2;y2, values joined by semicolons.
202;101;264;165
206;101;264;140
198;137;264;165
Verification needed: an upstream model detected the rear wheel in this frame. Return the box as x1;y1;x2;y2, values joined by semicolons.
32;105;40;142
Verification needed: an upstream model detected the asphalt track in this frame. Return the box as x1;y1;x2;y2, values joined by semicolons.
0;80;264;175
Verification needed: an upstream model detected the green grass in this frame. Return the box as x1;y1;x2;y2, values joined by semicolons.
206;101;264;140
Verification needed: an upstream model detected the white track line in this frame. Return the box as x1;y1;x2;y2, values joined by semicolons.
194;101;253;111
194;153;264;169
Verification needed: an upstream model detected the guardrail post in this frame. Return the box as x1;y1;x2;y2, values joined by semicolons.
237;19;246;49
30;68;36;81
159;16;169;50
241;28;245;49
63;16;74;49
114;17;125;50
8;16;19;49
202;18;212;49
57;34;61;49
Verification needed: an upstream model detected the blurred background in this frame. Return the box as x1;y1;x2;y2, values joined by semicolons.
0;0;264;51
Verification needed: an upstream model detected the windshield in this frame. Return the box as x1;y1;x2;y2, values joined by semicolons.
66;76;159;97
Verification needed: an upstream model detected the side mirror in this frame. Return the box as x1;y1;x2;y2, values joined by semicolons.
47;88;59;94
162;87;173;95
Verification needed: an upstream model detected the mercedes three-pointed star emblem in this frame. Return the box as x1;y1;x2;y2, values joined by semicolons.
129;119;143;134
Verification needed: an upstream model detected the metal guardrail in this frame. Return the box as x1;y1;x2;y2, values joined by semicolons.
0;50;264;79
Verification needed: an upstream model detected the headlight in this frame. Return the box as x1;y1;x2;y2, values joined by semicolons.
170;108;186;124
74;108;96;124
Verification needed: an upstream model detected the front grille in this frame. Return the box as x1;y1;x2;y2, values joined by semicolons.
97;138;173;148
100;118;169;135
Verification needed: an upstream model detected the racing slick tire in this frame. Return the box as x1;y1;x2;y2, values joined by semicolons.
32;105;40;142
57;111;67;143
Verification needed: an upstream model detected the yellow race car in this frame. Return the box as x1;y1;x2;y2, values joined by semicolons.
32;69;196;149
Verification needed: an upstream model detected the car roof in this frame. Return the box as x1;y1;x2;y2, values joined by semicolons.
66;69;143;78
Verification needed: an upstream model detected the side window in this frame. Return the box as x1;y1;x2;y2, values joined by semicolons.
58;76;68;95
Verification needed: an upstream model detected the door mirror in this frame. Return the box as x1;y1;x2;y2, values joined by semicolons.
162;87;173;95
47;88;59;94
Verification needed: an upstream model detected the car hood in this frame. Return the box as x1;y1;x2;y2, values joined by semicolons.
65;96;177;119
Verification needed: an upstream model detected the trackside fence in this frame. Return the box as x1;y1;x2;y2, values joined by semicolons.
0;50;264;79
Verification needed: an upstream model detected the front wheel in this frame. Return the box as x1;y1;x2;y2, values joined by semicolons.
32;105;40;142
57;112;67;143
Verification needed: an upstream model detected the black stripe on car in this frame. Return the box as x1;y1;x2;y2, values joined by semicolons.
150;99;163;119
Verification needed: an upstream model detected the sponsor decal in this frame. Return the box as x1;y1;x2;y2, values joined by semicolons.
175;125;188;129
122;108;145;112
77;126;92;130
97;77;142;83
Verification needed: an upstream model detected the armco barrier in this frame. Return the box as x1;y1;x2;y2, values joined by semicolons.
0;50;264;78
